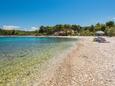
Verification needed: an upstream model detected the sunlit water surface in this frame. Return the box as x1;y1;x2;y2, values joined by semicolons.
0;37;77;85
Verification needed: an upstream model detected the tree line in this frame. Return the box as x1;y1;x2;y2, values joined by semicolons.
0;21;115;36
0;29;36;36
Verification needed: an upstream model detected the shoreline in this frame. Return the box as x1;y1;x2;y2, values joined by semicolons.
1;36;115;86
0;35;79;39
35;37;115;86
0;37;78;85
0;35;114;38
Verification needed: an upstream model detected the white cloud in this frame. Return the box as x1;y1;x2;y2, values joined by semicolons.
3;25;20;30
2;25;38;31
112;17;115;20
29;27;38;31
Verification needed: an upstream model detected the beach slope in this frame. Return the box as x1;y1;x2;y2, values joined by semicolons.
37;37;115;86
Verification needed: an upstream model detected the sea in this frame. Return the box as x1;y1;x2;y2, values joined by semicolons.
0;37;77;85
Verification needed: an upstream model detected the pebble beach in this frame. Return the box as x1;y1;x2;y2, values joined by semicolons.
36;36;115;86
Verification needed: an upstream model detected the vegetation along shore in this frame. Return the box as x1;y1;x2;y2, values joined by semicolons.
0;21;115;36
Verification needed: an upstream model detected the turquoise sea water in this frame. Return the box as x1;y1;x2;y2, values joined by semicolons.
0;37;77;85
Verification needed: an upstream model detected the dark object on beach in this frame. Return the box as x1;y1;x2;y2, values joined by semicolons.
93;37;109;43
94;31;109;43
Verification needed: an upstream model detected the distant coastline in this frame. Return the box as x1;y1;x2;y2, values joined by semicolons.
0;21;115;37
0;35;79;38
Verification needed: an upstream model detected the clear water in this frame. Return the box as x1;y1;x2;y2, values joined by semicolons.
0;37;77;85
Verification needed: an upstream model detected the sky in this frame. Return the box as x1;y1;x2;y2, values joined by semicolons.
0;0;115;30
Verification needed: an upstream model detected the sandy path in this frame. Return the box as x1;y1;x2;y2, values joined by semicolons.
36;37;115;86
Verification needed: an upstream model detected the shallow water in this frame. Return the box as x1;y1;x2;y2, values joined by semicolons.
0;37;77;85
